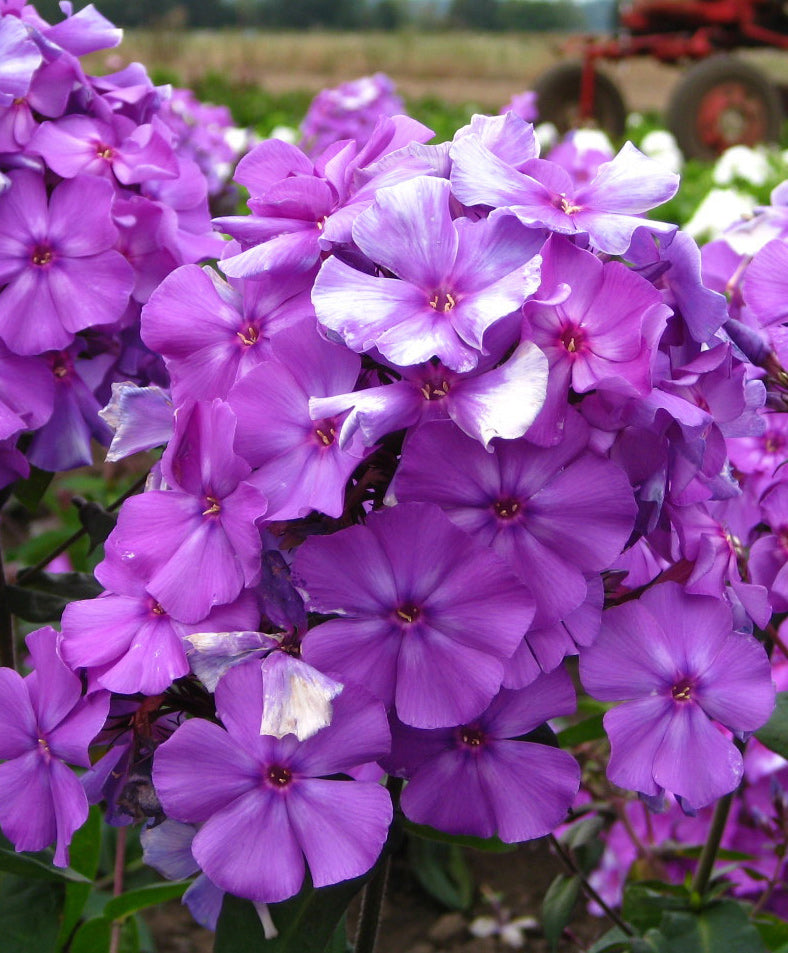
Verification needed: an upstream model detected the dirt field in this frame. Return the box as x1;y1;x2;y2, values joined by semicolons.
86;30;788;116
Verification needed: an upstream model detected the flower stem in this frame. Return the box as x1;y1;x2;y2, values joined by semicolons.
16;473;147;585
549;834;634;936
0;542;15;671
109;826;127;953
690;791;733;898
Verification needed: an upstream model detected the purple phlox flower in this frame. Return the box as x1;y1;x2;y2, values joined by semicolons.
295;502;535;728
743;238;788;329
141;820;225;930
229;319;365;520
504;575;604;689
0;169;135;355
184;630;278;692
452;112;540;173
313;176;544;372
748;481;788;613
0;435;27;489
385;669;580;842
142;263;312;403
627;229;729;344
141;155;225;263
0;339;53;435
668;501;771;627
216;116;434;281
546;129;615;189
99;381;173;462
25;347;114;471
61;549;260;695
99;398;268;623
0;13;41;106
579;581;775;810
389;412;636;628
87;62;166;126
153;660;393;904
499;92;538;124
728;411;788;477
112;195;180;304
299;73;405;156
522;235;669;444
450;135;679;255
40;3;122;56
309;337;548;451
30;113;178;184
0;627;110;865
0;50;76;152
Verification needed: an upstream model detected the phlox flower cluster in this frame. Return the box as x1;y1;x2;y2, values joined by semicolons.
0;1;242;483
1;64;786;927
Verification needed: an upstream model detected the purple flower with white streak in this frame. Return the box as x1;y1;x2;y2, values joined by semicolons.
580;582;775;810
450;127;679;255
295;502;535;728
0;627;109;865
153;661;392;904
312;175;544;372
385;669;580;842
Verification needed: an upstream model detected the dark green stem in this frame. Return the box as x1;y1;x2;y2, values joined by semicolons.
16;473;148;585
0;543;16;671
354;777;403;953
690;791;734;898
549;834;634;936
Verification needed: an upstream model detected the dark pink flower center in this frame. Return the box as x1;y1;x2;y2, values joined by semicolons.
31;244;54;268
554;193;583;215
266;765;292;787
395;604;421;624
764;432;784;454
202;496;221;516
420;379;451;401
429;290;456;313
560;324;586;354
236;325;259;347
313;419;337;448
458;725;485;748
494;498;522;520
671;679;694;702
96;143;114;160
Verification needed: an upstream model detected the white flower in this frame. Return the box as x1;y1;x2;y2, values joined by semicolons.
713;145;770;186
684;188;756;241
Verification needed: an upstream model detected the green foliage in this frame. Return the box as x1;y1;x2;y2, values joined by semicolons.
541;873;581;949
215;873;368;952
408;837;474;910
755;691;788;759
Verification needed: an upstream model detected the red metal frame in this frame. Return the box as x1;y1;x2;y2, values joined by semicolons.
566;0;788;120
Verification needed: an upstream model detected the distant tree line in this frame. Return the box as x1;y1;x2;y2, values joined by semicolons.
38;0;611;32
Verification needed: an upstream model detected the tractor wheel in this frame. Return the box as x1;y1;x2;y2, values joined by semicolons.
533;63;627;139
666;56;782;160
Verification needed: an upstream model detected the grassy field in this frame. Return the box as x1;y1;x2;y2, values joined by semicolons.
85;29;788;117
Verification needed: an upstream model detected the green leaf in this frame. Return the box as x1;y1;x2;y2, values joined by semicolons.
74;497;117;553
19;571;103;602
559;815;606;874
69;916;112;953
0;874;64;953
215;872;369;953
6;585;73;622
402;819;516;853
541;874;580;950
755;692;788;759
0;842;90;883
408;838;473;911
558;713;607;747
644;901;766;953
102;880;190;920
753;912;788;949
587;926;632;953
622;882;690;934
12;467;54;511
56;807;103;950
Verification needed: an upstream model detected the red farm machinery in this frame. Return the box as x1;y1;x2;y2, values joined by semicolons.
533;0;788;158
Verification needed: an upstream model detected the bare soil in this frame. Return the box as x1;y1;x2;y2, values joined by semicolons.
145;837;607;953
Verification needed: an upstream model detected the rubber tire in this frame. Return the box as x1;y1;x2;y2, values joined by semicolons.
667;56;783;160
533;62;627;139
